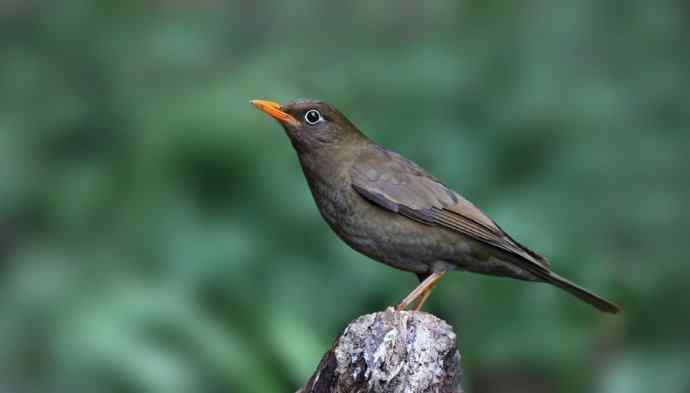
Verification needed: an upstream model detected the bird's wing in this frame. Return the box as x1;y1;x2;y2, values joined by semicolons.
350;146;549;268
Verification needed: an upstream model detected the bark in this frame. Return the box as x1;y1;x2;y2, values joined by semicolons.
297;308;462;393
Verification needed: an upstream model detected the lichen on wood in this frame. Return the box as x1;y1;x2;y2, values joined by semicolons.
298;308;462;393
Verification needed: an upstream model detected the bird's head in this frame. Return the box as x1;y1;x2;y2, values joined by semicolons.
251;98;362;152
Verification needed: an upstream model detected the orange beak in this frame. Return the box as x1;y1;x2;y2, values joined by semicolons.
251;99;299;127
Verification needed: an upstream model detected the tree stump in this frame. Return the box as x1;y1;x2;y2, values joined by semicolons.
298;308;462;393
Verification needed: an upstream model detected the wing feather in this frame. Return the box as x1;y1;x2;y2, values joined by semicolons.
351;145;550;269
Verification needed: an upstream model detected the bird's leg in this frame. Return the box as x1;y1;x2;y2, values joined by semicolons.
413;273;446;310
411;272;432;310
413;287;433;311
396;271;446;311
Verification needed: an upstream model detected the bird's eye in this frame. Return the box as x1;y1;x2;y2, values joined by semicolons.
304;109;322;125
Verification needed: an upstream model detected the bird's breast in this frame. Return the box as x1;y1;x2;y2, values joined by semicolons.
304;173;357;231
302;171;450;273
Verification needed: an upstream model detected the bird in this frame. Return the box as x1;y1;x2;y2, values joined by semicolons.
250;98;621;313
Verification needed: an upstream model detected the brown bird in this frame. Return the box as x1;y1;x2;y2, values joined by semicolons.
251;98;620;313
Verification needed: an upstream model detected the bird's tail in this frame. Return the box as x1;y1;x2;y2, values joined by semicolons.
538;269;621;313
503;251;621;313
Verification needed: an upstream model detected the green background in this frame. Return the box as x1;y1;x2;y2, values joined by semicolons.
1;1;689;392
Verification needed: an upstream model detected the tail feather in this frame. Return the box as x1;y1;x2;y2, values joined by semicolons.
504;252;621;313
541;271;621;313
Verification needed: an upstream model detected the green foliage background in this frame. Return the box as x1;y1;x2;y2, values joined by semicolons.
1;1;689;392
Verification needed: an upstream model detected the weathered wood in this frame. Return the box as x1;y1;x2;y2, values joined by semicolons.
298;308;462;393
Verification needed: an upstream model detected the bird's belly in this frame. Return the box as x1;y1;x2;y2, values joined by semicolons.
314;188;460;273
